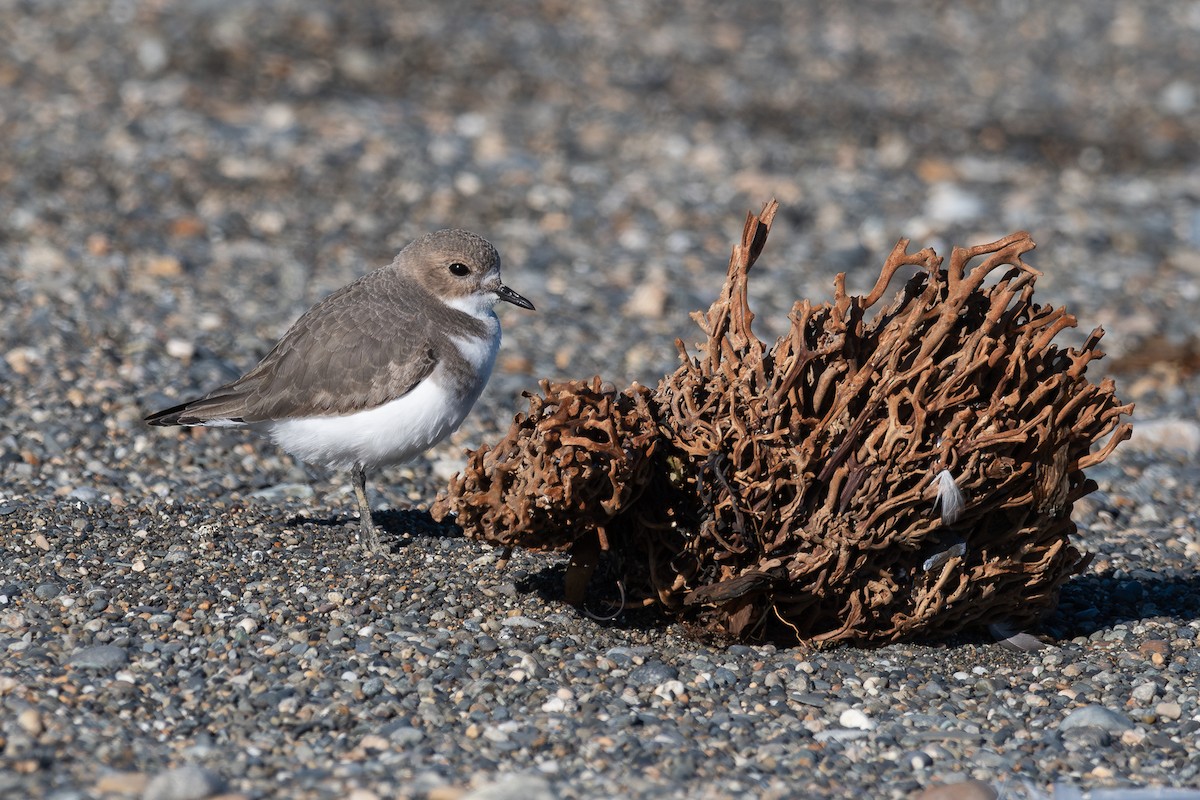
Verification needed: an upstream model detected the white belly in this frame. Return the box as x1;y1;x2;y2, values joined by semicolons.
255;307;501;472
263;373;479;471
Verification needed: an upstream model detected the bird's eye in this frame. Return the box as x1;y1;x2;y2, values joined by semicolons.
448;262;470;277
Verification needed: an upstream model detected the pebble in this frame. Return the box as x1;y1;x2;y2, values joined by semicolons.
838;708;876;731
1130;682;1158;703
902;751;934;769
141;766;225;800
912;780;998;800
1123;418;1200;457
247;483;315;500
17;708;43;736
1155;701;1182;721
813;728;869;743
93;772;150;795
653;679;687;701
462;775;555;800
68;644;129;670
627;662;678;687
1060;705;1135;733
387;726;425;746
68;486;102;503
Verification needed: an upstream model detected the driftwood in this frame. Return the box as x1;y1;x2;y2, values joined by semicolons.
433;201;1133;645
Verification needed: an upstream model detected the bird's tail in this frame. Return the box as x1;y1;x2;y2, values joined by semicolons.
145;393;248;427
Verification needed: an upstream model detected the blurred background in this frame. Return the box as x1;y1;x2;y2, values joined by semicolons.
3;4;1200;798
2;0;1197;495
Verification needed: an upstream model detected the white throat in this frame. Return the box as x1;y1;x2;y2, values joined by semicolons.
445;291;500;321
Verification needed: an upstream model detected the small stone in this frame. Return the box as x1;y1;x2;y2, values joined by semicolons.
482;725;510;743
1062;726;1112;748
1131;682;1158;704
1121;728;1148;746
628;662;678;687
142;765;225;800
653;680;687;702
1159;80;1196;114
1123;418;1200;457
69;644;128;670
136;37;168;73
386;726;424;746
1138;639;1171;659
427;788;466;800
462;775;554;800
141;254;183;278
17;708;43;736
166;338;195;360
1155;701;1182;721
813;728;869;743
623;279;669;319
358;734;390;751
33;583;62;600
94;772;150;796
1060;705;1134;733
925;183;984;224
838;708;875;730
69;486;101;502
902;750;934;769
912;779;999;800
248;483;314;501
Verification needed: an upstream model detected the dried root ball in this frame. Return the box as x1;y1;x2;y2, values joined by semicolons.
436;201;1133;646
431;378;660;551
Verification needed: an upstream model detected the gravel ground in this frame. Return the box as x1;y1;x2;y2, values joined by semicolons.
3;2;1200;798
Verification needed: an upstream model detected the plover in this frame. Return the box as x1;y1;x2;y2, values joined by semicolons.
146;229;534;554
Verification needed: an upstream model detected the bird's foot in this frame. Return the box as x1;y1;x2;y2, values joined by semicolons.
357;516;397;560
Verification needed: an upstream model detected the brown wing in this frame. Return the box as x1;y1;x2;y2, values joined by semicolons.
147;271;439;425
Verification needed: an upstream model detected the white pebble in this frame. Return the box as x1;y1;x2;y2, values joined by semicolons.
165;338;195;360
654;680;687;701
839;708;876;730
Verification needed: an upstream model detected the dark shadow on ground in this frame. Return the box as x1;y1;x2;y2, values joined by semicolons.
1045;569;1200;639
514;560;1200;647
514;560;680;636
285;508;457;532
284;508;462;545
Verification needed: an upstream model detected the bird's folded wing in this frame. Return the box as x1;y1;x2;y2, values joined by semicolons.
182;277;440;423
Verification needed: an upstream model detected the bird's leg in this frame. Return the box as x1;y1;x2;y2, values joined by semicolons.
351;463;384;555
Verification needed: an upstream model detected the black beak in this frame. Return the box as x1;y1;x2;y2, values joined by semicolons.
496;284;535;310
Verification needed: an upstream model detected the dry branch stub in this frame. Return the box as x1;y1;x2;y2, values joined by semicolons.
433;201;1133;645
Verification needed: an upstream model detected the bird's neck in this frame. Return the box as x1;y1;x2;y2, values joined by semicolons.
444;293;500;322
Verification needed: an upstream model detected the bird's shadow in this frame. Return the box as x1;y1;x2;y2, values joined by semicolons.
285;508;464;541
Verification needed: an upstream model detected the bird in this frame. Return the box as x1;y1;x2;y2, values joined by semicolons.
146;229;534;554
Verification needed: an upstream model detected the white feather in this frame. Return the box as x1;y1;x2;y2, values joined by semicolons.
930;469;965;525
